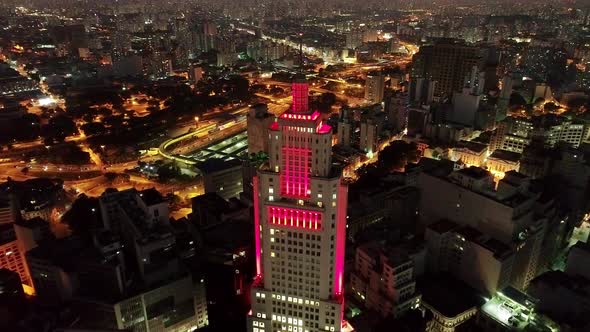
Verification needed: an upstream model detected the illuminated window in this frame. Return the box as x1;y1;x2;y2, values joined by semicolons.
267;206;322;231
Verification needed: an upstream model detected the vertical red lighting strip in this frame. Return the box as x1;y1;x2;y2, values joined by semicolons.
267;206;322;230
334;182;348;297
253;176;262;276
292;82;309;113
281;146;311;198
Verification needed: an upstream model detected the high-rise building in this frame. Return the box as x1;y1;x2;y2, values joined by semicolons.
365;73;384;104
359;107;386;155
0;223;31;291
247;79;351;332
248;104;276;154
0;194;18;225
408;77;436;106
336;108;353;147
411;39;484;97
418;165;557;291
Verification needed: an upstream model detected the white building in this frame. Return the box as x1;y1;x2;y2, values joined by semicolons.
248;79;350;332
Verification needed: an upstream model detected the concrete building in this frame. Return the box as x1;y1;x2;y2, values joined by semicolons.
0;194;18;225
485;150;521;178
477;286;558;332
527;270;589;331
452;141;488;167
411;39;484;97
418;166;555;291
197;158;243;201
565;241;590;280
408;77;436;106
336;108;353;147
113;275;208;332
247;104;276;154
0;268;24;301
365;73;384;104
248;79;351;332
490;117;533;154
189;64;204;84
0;223;31;291
452;88;482;127
359;107;386;155
420;275;485;332
350;242;420;318
27;188;209;331
426;220;514;295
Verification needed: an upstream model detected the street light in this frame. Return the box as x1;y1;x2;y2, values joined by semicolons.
194;116;199;122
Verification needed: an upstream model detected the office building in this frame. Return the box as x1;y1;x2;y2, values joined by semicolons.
247;78;351;332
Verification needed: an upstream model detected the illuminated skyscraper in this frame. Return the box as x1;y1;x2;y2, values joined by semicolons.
248;79;350;332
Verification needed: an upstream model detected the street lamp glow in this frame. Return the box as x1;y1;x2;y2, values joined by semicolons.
38;97;56;106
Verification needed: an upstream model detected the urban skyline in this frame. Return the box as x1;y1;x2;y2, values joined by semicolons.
0;1;590;332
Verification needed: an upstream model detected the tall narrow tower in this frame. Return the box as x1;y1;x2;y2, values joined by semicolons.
248;79;349;332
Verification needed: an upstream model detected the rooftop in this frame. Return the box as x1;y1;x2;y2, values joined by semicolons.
456;140;488;154
196;157;242;174
419;274;485;318
456;166;492;180
489;149;522;162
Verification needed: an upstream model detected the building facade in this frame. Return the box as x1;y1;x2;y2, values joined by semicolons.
248;79;350;332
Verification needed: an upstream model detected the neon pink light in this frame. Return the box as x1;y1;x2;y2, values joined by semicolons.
253;176;262;276
316;122;332;134
333;183;348;297
280;147;311;198
267;206;322;230
280;110;320;121
292;81;309;113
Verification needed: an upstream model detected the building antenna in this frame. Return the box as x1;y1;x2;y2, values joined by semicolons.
299;32;303;73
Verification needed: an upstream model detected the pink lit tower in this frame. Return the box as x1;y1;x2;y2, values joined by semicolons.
247;76;350;332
